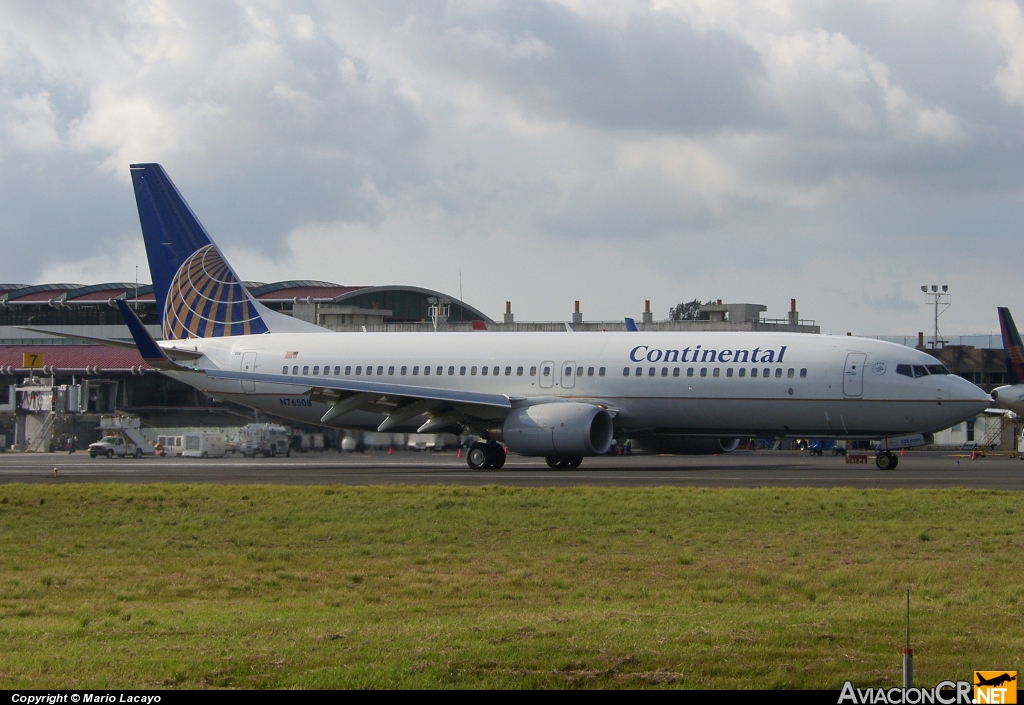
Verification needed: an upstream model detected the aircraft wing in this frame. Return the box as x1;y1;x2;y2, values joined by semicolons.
17;326;154;352
203;368;513;409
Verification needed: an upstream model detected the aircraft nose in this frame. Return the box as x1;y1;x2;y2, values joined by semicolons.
948;375;992;409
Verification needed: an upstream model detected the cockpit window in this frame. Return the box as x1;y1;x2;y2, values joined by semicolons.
912;365;928;378
926;365;949;375
896;364;913;378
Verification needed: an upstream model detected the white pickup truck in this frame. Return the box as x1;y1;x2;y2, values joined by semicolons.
89;435;143;459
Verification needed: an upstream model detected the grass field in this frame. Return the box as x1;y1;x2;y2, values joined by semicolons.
0;483;1020;689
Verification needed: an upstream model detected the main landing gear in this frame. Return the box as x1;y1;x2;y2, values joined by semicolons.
546;455;583;469
466;441;506;470
875;451;899;470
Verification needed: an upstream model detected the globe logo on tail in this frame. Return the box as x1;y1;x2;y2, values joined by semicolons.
163;245;268;340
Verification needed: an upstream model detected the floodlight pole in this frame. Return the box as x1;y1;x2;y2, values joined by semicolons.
920;286;950;350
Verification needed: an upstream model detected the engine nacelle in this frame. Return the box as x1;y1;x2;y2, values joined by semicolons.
991;384;1024;416
635;436;741;455
502;403;614;456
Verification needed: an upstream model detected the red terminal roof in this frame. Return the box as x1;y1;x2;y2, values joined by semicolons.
0;345;151;371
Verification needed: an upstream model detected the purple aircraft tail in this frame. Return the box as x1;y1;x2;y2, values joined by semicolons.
997;307;1024;385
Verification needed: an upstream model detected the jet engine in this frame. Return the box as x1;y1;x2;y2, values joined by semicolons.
634;436;742;455
502;402;614;456
990;384;1024;416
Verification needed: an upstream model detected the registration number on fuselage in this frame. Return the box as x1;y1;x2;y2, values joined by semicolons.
279;397;313;407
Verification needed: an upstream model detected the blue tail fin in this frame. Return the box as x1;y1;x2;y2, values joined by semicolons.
998;307;1024;384
624;317;639;332
130;163;269;340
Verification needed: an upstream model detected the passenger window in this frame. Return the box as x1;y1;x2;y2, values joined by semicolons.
577;366;584;376
413;366;419;375
471;366;478;375
313;366;319;375
564;367;571;377
673;367;680;377
388;366;395;375
529;366;536;376
713;368;720;377
481;366;487;376
587;367;594;376
700;368;707;377
302;366;309;375
425;366;432;376
751;368;757;378
493;366;499;376
293;366;299;375
787;368;794;378
376;366;382;376
647;367;654;377
623;367;630;377
507;366;513;376
661;367;668;377
775;368;782;378
687;368;694;377
322;367;329;376
365;365;372;376
636;367;642;377
517;366;524;376
800;368;807;378
344;366;351;375
450;366;456;375
913;365;928;378
461;366;467;375
763;368;770;378
739;368;745;377
334;366;340;375
599;367;606;376
542;366;550;376
282;366;288;374
400;366;407;375
726;368;733;377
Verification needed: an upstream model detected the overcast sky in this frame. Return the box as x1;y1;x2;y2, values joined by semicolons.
2;1;1024;335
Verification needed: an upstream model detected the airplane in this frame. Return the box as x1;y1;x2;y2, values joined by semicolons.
49;163;993;471
990;307;1024;415
975;673;1016;687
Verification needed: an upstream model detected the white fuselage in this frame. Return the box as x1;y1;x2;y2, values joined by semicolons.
159;331;990;439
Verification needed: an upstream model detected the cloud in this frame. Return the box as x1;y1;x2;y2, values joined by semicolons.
0;1;1023;335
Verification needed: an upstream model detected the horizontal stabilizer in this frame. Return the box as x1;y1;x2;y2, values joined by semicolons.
115;299;202;368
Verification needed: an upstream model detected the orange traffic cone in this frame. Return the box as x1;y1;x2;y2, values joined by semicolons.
388;446;393;456
900;448;905;457
971;449;977;460
457;447;463;458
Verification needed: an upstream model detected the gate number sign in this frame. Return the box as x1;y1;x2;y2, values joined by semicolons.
23;352;44;368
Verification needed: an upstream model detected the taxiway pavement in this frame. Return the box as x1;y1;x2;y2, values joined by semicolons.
1;450;1022;489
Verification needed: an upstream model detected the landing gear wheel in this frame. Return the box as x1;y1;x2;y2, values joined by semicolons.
566;456;583;468
486;441;506;469
876;452;898;470
545;456;569;469
467;442;491;470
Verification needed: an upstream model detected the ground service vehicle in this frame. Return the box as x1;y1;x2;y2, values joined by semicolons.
89;435;143;459
181;432;227;458
238;423;290;457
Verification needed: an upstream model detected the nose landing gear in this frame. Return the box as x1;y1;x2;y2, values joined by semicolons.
545;455;583;469
875;451;899;470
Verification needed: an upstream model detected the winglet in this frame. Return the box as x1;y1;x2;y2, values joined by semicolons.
115;299;192;369
998;307;1024;384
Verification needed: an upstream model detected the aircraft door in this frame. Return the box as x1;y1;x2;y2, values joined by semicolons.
539;361;554;389
843;353;867;397
240;352;257;393
560;361;576;389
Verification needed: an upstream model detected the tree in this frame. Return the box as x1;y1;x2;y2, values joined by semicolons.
669;299;711;321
